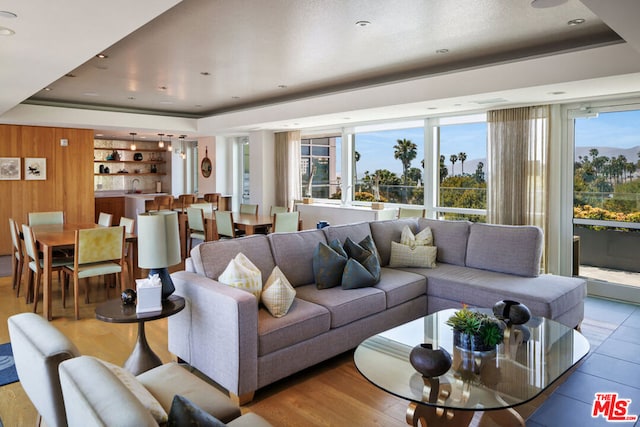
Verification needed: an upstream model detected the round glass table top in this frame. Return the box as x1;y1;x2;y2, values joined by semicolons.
354;309;589;411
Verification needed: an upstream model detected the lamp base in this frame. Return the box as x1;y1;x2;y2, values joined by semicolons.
149;268;175;300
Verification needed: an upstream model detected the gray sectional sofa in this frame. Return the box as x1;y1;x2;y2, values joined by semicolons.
168;217;586;402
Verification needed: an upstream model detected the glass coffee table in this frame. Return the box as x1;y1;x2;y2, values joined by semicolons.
354;309;589;426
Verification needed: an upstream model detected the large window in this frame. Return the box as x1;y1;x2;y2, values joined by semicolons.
301;136;340;199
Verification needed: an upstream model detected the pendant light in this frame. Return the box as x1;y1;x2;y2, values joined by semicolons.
166;134;173;152
129;132;137;151
158;133;165;149
179;135;186;159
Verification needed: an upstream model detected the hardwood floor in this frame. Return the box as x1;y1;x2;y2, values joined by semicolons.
0;274;610;427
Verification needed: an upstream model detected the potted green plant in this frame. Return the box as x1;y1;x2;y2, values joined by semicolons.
446;306;504;352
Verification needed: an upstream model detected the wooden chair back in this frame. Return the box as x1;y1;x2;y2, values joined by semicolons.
9;218;24;294
203;193;221;209
273;211;300;233
214;211;236;239
28;211;64;225
176;194;197;213
153;195;174;211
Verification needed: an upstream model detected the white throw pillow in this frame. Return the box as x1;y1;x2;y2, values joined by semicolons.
400;225;433;247
218;253;263;301
261;266;296;317
96;358;168;423
388;241;437;268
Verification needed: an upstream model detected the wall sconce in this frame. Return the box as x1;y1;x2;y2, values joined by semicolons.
129;132;137;151
158;133;165;149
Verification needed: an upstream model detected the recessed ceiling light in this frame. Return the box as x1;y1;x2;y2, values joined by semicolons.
65;73;76;78
530;0;567;8
96;53;108;59
278;84;288;89
200;71;211;76
195;104;202;107
343;117;351;120
355;20;371;27
127;96;136;100
436;49;449;54
44;87;52;91
158;86;168;91
548;91;566;95
0;11;18;18
568;18;585;26
95;133;104;137
232;96;240;99
0;26;15;36
427;107;438;110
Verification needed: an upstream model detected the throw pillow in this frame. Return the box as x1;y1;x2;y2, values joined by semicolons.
261;266;296;317
341;236;381;288
97;358;168;424
218;253;262;301
400;225;433;247
388;241;437;268
312;240;347;289
168;395;227;427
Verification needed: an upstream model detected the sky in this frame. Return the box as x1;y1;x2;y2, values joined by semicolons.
344;109;640;178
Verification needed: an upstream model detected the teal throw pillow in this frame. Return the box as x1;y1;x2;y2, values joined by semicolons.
168;395;227;427
313;240;347;289
341;236;381;289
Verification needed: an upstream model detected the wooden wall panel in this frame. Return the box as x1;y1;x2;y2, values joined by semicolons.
0;124;94;255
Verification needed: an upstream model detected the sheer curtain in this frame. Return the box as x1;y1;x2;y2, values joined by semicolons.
487;105;550;267
275;131;302;210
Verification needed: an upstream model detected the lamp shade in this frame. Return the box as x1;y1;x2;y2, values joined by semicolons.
137;211;181;269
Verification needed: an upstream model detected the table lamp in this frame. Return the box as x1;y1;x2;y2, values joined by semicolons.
137;211;181;300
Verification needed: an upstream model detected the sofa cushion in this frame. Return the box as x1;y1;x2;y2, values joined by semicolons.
268;229;327;287
313;241;348;289
218;253;263;300
261;266;296;318
370;218;420;266
465;223;543;277
191;235;275;284
373;267;427;308
257;298;331;356
401;225;433;247
418;218;471;266
168;395;226;427
294;284;386;328
322;221;372;245
342;236;381;288
389;241;437;268
415;263;586;323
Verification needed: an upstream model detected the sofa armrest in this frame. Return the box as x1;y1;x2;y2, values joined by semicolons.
168;271;259;397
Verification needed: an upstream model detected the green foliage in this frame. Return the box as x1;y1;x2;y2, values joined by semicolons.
440;175;486;210
574;205;640;231
446;307;504;347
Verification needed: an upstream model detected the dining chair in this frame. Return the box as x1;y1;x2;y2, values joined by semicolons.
398;207;426;218
186;207;207;250
175;194;197;213
152;195;174;211
63;226;125;320
28;211;65;225
22;224;74;314
9;218;25;296
254;206;289;234
97;212;113;227
203;193;221;209
270;205;289;215
190;202;214;214
240;203;259;215
214;210;236;239
118;216;135;288
273;211;300;233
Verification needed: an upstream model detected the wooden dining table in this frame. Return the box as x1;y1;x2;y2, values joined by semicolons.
202;212;275;240
31;223;138;321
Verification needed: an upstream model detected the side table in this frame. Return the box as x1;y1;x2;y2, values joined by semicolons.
95;294;185;375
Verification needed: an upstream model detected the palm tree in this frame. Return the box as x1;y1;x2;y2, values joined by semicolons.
393;138;417;184
439;155;448;183
458;152;467;175
354;150;361;191
450;154;458;176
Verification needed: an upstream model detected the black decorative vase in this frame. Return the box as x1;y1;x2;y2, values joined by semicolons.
493;300;531;325
121;288;137;305
409;343;452;378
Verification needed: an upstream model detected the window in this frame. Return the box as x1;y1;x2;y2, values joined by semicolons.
301;136;340;199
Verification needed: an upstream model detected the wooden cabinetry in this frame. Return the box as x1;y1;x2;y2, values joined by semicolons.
95;197;125;225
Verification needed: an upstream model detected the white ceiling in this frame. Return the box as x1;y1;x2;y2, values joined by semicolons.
2;0;640;140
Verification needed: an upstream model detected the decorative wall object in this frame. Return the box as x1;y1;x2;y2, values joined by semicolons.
0;157;20;180
24;158;46;180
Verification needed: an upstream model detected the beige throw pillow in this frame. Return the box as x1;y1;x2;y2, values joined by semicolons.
262;266;296;317
218;253;263;301
96;358;168;423
400;225;433;247
389;241;437;268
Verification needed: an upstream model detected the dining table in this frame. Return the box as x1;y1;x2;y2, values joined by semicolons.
202;212;275;240
31;223;138;321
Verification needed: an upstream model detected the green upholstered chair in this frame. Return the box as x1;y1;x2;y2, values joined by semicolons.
214;211;236;239
239;203;258;215
273;211;300;233
189;202;214;214
270;205;288;215
28;211;64;225
398;207;426;218
63;226;125;320
97;212;113;227
186;207;207;250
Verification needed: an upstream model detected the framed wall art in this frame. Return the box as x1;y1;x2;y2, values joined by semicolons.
0;157;21;180
25;157;46;180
